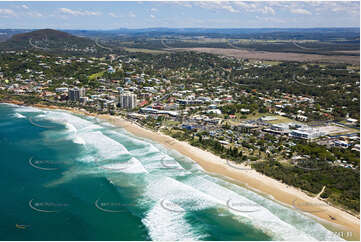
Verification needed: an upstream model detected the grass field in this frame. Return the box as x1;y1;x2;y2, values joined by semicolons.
266;116;298;124
172;47;360;64
164;120;180;127
88;71;105;80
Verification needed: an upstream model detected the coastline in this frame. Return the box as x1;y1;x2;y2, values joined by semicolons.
3;101;360;240
99;114;360;241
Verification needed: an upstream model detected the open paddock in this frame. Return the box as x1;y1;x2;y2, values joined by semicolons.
170;47;360;65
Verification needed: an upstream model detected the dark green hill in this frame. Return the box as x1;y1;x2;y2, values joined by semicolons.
0;29;97;52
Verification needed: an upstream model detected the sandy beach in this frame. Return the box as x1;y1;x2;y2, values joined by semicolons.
4;102;360;240
97;114;360;241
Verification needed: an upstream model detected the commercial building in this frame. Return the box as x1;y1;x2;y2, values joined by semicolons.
290;128;326;140
119;92;137;110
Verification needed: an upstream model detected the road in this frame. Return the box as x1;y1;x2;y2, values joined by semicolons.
160;39;172;49
146;90;176;108
95;38;113;52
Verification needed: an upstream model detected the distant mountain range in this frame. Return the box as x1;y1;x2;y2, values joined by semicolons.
0;27;359;41
0;28;358;53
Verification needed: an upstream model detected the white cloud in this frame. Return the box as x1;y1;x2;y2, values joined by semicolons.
310;1;358;16
222;5;239;13
109;12;118;18
21;5;29;9
261;6;275;15
27;12;43;18
195;2;239;13
129;11;136;18
0;9;16;17
233;2;275;15
150;14;155;19
234;2;257;10
290;8;312;15
256;16;285;24
171;1;193;8
59;8;101;16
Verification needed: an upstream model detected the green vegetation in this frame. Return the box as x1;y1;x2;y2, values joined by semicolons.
0;31;359;217
88;71;105;80
252;160;360;214
0;29;98;52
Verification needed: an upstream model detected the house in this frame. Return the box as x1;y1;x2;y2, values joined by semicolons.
240;108;250;113
107;66;115;73
334;140;350;148
346;118;358;124
297;114;308;122
260;116;278;121
207;109;222;115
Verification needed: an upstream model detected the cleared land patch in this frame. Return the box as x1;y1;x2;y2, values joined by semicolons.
170;47;360;64
124;48;169;54
88;71;105;80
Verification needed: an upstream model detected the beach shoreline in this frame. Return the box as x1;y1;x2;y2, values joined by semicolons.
98;114;360;241
3;101;360;240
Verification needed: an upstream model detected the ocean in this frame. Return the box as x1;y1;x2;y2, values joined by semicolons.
0;103;343;241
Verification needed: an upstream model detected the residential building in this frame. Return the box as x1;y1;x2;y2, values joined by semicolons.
69;87;85;102
119;92;137;110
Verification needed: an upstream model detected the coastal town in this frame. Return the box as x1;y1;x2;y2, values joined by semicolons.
0;42;360;218
0;2;360;240
1;50;359;159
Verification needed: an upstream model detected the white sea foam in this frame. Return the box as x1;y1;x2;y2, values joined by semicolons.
72;136;86;145
129;144;160;157
182;176;320;241
142;199;205;241
34;112;131;160
29;108;343;241
142;174;317;241
144;155;184;171
0;103;19;107
65;122;77;133
14;106;44;113
107;130;151;148
200;175;343;241
13;113;26;119
145;177;220;211
78;131;130;158
140;177;222;241
101;157;148;174
38;111;95;131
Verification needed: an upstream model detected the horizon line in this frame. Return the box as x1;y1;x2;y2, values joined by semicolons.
1;27;360;31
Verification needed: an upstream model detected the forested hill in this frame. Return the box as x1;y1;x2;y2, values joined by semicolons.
0;29;97;52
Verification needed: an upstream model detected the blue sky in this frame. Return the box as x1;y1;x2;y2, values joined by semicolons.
0;1;359;29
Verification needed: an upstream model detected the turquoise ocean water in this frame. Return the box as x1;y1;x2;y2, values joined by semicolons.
0;103;342;241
